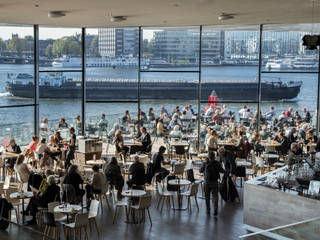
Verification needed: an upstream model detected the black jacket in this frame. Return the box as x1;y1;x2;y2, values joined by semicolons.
104;163;124;189
219;150;236;174
63;173;83;196
200;160;224;183
129;162;146;186
40;184;60;204
0;198;13;230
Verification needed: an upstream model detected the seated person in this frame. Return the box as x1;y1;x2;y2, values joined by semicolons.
169;125;182;138
287;143;303;169
86;165;106;202
14;154;30;186
40;118;49;132
63;165;85;200
54;131;63;145
34;169;54;195
122;110;133;124
168;116;181;130
108;124;120;139
127;156;146;189
25;175;60;225
113;130;129;160
98;114;108;130
152;146;170;182
104;157;124;200
6;139;21;154
58;118;68;128
156;119;167;136
136;127;151;153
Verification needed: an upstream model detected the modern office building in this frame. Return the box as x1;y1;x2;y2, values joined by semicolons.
98;28;138;57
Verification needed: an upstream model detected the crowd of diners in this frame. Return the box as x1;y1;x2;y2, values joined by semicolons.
0;103;319;230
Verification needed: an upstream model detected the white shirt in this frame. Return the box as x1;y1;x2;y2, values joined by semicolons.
36;143;47;155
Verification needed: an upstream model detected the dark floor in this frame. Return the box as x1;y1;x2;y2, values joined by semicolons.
0;186;248;240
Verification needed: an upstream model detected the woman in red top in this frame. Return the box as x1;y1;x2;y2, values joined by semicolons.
28;136;39;151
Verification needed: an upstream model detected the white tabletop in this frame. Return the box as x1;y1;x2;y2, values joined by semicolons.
10;191;33;199
54;204;82;214
121;189;146;197
261;153;279;158
170;141;189;147
130;154;148;159
260;141;280;147
86;160;106;165
236;161;252;167
168;179;191;186
198;153;208;158
124;141;143;146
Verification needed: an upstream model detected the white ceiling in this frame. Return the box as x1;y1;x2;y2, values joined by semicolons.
0;0;319;28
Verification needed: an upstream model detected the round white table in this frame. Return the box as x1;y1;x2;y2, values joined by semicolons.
86;160;106;165
168;179;191;210
10;191;33;224
121;189;146;224
121;189;146;198
54;204;82;223
236;161;252;167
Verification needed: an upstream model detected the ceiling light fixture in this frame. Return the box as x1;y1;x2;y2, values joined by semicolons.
218;13;234;21
110;16;127;22
48;11;67;18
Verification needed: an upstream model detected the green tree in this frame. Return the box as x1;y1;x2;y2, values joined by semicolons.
52;39;67;57
90;35;100;57
7;36;26;55
45;44;53;58
0;38;7;51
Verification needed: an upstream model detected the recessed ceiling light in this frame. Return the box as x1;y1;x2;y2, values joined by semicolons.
110;16;127;22
218;13;235;21
34;4;39;7
48;11;67;18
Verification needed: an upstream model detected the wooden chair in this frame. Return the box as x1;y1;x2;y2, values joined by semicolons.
181;183;199;211
88;199;100;235
63;212;89;240
130;195;152;226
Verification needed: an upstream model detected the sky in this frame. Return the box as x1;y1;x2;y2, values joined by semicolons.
0;26;154;40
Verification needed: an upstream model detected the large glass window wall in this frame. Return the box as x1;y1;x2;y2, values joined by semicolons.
0;24;319;151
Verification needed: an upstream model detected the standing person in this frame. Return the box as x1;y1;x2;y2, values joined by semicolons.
200;153;224;216
152;146;169;182
65;127;76;169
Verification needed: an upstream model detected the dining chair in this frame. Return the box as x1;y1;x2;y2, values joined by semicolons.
43;212;59;240
63;212;89;240
157;183;175;211
130;195;152;226
111;189;128;224
88;199;100;235
5;187;20;224
181;183;199;211
94;183;111;213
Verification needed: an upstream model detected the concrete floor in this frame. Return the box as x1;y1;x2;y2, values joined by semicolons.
0;186;248;240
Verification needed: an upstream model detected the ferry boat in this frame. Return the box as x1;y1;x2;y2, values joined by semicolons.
5;73;302;101
265;59;292;70
52;56;149;68
291;57;319;70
